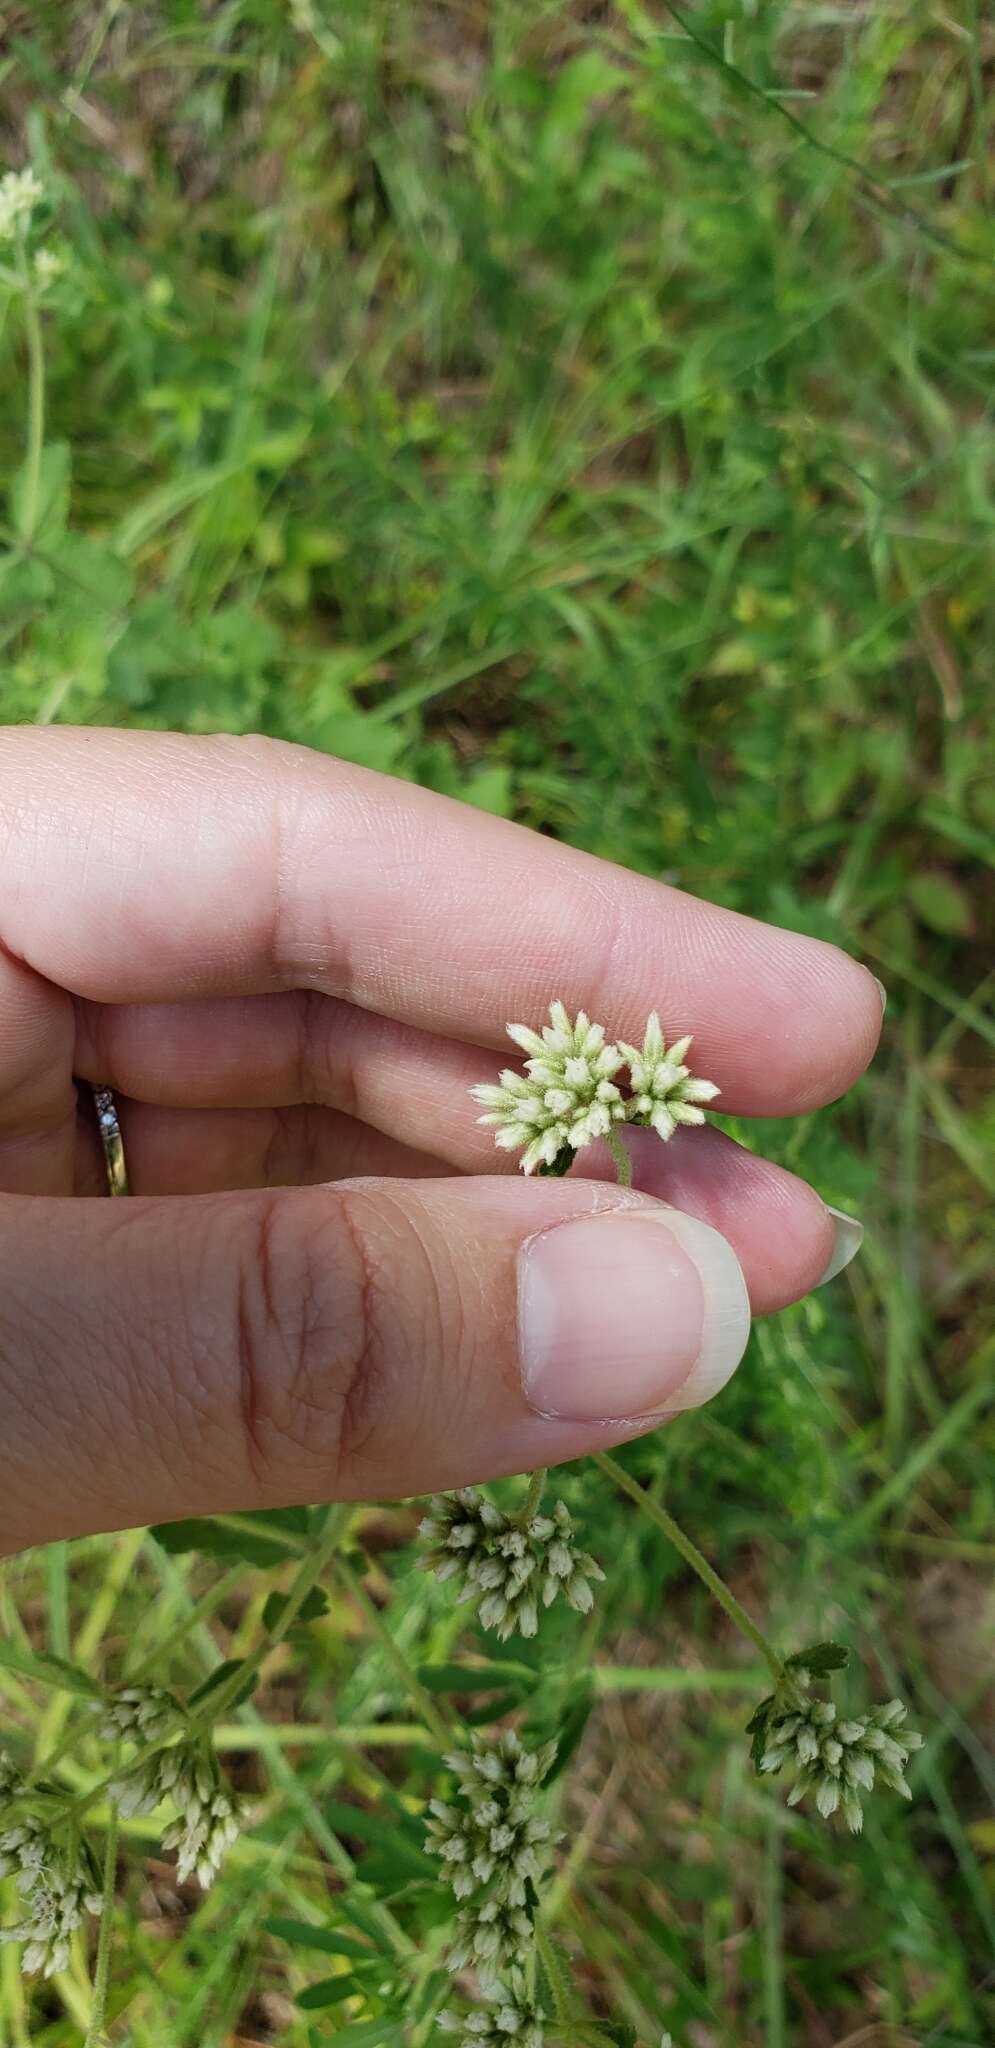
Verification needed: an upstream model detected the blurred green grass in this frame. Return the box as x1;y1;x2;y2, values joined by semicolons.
0;4;993;2044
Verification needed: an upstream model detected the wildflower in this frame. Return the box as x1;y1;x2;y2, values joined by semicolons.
112;1739;244;1888
759;1695;923;1833
426;1731;557;1909
472;1001;719;1173
446;1898;535;1990
0;1815;101;1978
98;1683;181;1746
420;1488;604;1641
472;1002;625;1175
439;1989;545;2047
0;168;43;244
617;1013;720;1142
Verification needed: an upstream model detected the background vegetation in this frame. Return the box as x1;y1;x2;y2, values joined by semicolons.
1;3;993;2043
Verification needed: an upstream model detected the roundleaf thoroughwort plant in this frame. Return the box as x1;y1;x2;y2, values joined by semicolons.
0;1004;921;2043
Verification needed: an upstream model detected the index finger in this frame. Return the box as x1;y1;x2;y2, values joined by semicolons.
0;726;882;1114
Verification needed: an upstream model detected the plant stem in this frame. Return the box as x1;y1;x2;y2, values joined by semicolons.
83;1803;118;2048
20;279;45;543
332;1553;452;1748
592;1450;784;1684
519;1468;547;1523
605;1125;632;1187
535;1921;574;2027
189;1504;353;1729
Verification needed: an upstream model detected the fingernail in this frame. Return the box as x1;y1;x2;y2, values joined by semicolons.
518;1209;750;1424
873;975;887;1011
818;1205;864;1286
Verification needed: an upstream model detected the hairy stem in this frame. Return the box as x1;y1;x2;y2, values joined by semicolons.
83;1804;118;2048
593;1451;784;1683
518;1468;547;1523
604;1125;633;1187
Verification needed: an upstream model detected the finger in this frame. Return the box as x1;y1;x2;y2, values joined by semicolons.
0;946;76;1194
71;1087;842;1316
572;1123;848;1313
1;727;883;1113
0;1177;751;1552
72;1097;453;1198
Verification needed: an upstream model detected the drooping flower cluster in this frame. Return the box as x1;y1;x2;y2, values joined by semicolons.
420;1488;604;1641
472;1004;718;1174
439;1971;545;2048
748;1648;923;1835
423;1736;556;2023
427;1731;557;1908
0;1755;101;1979
97;1683;180;1746
759;1696;923;1833
111;1724;245;1889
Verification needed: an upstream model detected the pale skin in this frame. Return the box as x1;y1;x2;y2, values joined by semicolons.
0;727;883;1555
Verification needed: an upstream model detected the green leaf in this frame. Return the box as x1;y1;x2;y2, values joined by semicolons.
462;761;513;816
112;461;244;556
332;1891;397;1955
43;532;132;623
0;1639;102;1698
745;1694;777;1773
311;709;406;775
151;1513;305;1567
324;1801;434;1879
416;1659;539;1695
9;441;70;546
187;1660;257;1712
262;1587;329;1631
785;1642;850;1676
462;1691;523;1725
907;869;973;937
266;1919;374;1961
298;1976;362;2010
543;1680;595;1784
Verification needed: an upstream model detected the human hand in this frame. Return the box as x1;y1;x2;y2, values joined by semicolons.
0;727;881;1554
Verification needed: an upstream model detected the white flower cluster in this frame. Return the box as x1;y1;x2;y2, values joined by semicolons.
472;1003;718;1174
446;1896;534;1978
0;168;43;245
430;1737;555;2037
0;1755;101;1979
110;1718;245;1889
618;1013;720;1143
473;1002;625;1175
97;1683;180;1746
427;1731;557;1914
420;1488;605;1641
760;1695;923;1833
439;1972;545;2048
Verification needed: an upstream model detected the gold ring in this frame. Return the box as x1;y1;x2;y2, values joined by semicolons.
91;1086;130;1197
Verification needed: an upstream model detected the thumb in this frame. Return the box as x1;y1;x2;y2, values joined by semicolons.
0;1178;750;1552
